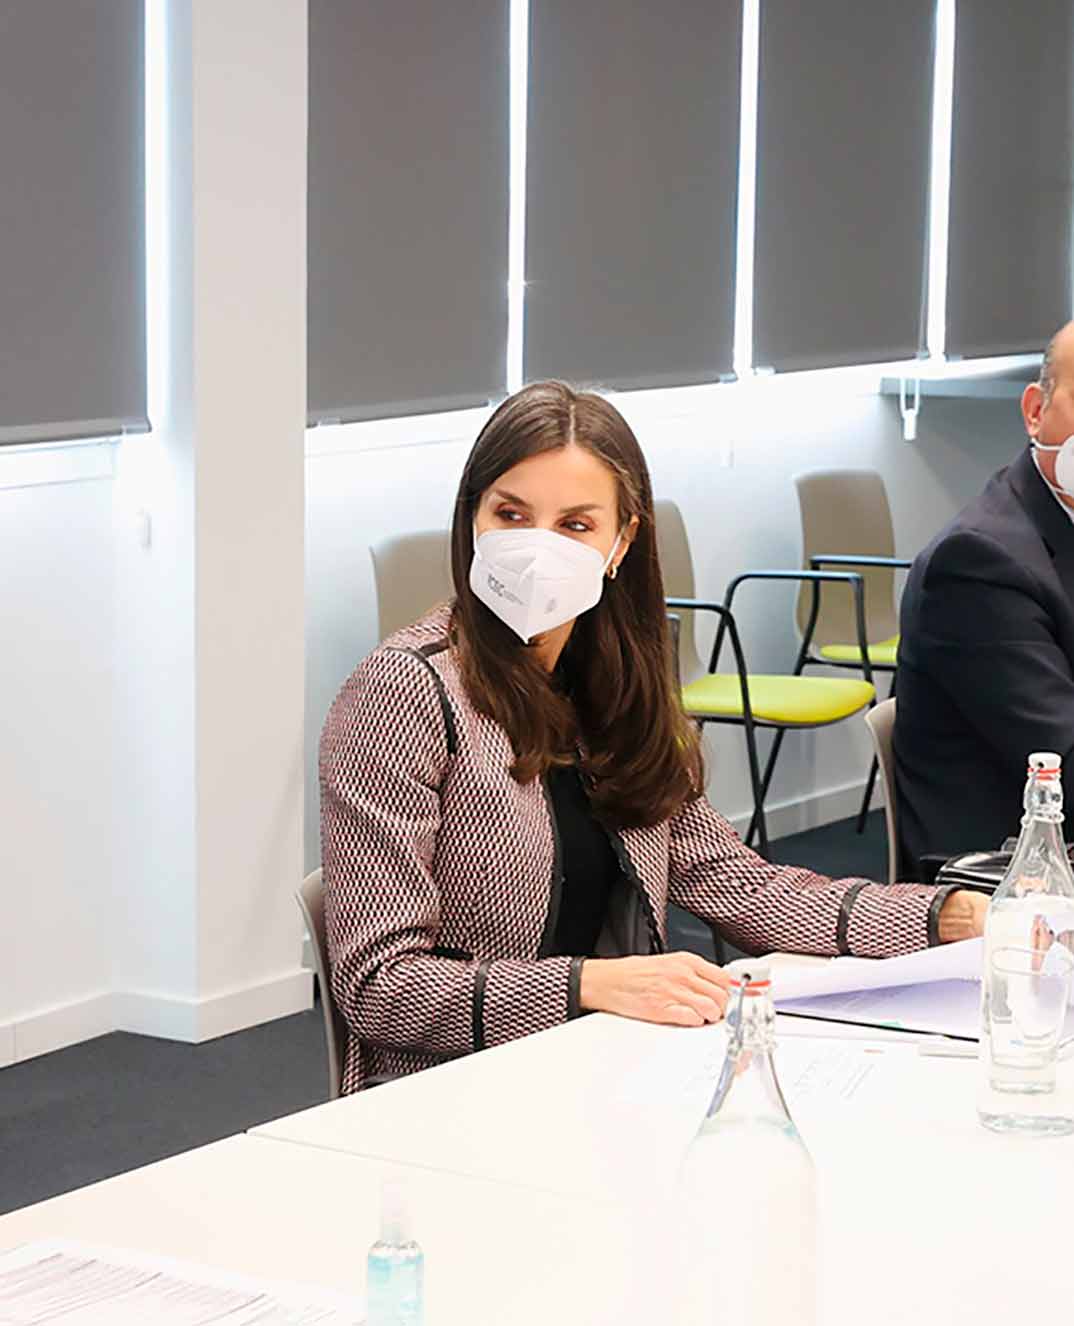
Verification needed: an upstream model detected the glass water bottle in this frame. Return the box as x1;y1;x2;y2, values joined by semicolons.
675;966;817;1325
978;752;1074;1136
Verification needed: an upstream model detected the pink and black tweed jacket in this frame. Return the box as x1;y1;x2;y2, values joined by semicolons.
320;605;952;1094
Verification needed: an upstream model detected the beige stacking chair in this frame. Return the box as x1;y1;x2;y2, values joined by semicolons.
370;529;453;640
863;698;899;885
654;500;874;860
795;469;911;830
296;868;346;1100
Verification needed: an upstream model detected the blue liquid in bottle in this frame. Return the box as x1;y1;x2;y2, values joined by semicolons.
366;1182;424;1326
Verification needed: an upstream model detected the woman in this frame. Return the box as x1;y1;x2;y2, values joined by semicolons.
321;381;985;1093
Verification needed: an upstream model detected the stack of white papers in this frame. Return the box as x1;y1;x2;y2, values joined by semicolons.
770;938;983;1039
0;1240;363;1325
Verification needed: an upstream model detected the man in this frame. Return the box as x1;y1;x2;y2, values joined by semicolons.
895;322;1074;875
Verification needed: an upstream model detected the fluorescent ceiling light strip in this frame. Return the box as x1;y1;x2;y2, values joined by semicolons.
506;0;529;394
732;0;760;378
145;0;168;423
925;0;956;361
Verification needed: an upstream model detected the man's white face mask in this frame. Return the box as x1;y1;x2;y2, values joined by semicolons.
469;525;622;643
1033;434;1074;498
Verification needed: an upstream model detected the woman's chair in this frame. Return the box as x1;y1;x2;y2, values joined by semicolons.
654;500;876;859
296;868;346;1100
794;470;911;829
862;697;899;884
370;529;453;641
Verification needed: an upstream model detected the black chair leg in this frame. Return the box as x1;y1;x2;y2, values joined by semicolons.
856;755;879;833
745;727;786;852
737;717;771;861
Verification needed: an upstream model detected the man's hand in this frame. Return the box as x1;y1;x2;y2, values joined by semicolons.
578;953;733;1026
937;888;988;943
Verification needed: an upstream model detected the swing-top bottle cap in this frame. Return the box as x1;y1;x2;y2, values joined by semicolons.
1028;752;1062;777
728;960;771;993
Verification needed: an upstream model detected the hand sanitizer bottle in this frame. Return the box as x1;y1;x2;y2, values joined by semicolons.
366;1181;424;1326
674;965;817;1325
978;751;1074;1135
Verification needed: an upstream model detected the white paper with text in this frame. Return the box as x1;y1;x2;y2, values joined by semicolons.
0;1240;363;1325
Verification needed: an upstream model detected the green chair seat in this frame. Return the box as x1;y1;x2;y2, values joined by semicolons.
683;673;876;725
819;634;899;667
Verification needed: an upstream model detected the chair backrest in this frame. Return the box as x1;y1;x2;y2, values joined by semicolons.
296;867;346;1100
653;499;704;682
795;469;899;646
370;529;453;641
863;697;899;884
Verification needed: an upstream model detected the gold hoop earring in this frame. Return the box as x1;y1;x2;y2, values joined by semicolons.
608;563;618;581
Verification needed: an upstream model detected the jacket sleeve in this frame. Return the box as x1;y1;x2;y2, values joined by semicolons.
667;794;952;958
319;646;576;1060
914;527;1074;774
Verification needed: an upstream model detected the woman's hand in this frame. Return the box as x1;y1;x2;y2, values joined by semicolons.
578;953;733;1027
937;888;988;943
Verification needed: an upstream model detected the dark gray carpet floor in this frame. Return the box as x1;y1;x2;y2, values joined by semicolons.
1;811;886;1217
0;1009;329;1217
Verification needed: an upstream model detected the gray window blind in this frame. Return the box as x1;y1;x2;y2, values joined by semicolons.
524;0;742;389
946;2;1074;360
0;1;147;447
753;1;935;372
308;1;509;423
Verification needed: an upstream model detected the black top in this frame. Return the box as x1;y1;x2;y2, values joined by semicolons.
896;445;1074;872
547;763;621;957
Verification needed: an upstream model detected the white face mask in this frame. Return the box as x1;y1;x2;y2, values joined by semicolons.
1033;434;1074;497
469;526;622;643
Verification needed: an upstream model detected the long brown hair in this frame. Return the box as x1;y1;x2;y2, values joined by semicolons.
449;381;702;829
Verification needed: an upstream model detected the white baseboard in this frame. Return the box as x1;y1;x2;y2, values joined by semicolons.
1;970;314;1067
114;969;314;1043
724;774;882;844
5;992;115;1064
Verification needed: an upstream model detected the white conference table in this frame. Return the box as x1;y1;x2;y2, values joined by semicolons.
0;1134;655;1326
247;1010;976;1200
3;1007;1073;1325
248;1008;1074;1324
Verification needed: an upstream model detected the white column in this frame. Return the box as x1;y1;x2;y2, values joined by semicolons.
111;0;310;1040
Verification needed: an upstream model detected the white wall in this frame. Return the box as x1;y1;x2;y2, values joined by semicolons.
0;455;116;1064
1;0;312;1066
304;382;1024;870
109;0;311;1042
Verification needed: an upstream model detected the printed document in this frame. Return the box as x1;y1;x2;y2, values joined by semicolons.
768;938;983;1039
0;1240;363;1325
612;1023;917;1125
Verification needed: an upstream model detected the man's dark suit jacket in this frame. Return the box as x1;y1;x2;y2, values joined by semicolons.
895;445;1074;873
